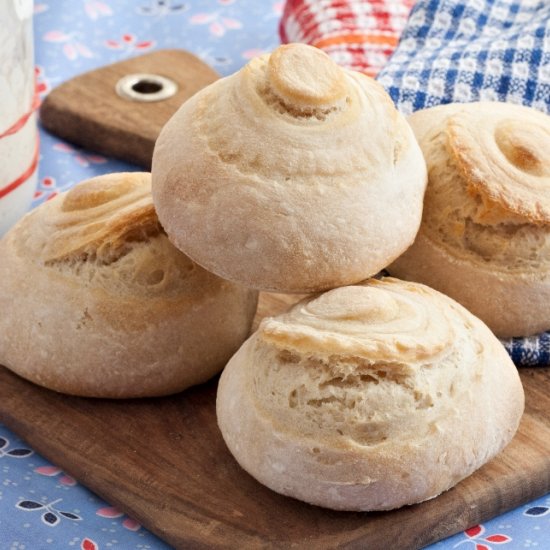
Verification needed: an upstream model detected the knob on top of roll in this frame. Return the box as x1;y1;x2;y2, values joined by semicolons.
267;44;347;108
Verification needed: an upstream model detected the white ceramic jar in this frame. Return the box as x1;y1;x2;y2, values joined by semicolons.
0;0;37;236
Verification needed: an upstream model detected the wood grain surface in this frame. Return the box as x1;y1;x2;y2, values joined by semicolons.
0;293;549;550
39;49;219;167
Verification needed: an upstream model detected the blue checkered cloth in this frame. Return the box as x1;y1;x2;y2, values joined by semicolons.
378;0;550;366
503;334;550;366
377;0;550;115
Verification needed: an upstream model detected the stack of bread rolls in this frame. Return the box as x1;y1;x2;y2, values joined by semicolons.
0;43;527;512
151;44;524;510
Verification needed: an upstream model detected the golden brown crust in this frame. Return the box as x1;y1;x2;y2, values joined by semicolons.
0;172;258;398
217;278;524;511
388;102;550;337
445;104;550;224
43;173;161;265
152;43;427;293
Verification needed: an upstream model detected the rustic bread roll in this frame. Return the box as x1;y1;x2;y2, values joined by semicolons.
152;43;427;293
388;102;550;337
217;278;524;511
0;172;258;398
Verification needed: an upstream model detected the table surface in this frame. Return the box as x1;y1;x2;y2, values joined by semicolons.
1;1;549;548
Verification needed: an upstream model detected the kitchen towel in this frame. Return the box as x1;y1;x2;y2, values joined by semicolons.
376;0;550;114
504;334;550;367
280;0;415;77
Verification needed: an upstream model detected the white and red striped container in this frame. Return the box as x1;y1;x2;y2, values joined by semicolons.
0;0;38;236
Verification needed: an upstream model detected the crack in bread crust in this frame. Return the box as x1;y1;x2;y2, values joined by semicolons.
0;171;260;398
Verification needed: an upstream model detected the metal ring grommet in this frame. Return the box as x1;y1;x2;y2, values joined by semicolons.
115;73;178;102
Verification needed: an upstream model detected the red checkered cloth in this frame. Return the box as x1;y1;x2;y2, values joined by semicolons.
279;0;416;77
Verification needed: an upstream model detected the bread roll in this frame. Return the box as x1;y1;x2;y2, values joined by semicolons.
152;43;427;293
217;278;524;511
388;102;550;337
0;172;258;398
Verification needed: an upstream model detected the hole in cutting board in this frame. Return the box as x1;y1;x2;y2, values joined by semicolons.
115;73;178;102
132;79;163;94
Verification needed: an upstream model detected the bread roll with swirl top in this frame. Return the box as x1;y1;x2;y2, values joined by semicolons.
0;172;258;398
152;43;427;293
389;102;550;337
217;278;524;511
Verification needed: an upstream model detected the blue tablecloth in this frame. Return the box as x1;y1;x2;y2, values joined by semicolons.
0;1;548;548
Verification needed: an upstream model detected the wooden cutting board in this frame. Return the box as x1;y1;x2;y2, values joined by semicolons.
0;293;549;550
9;50;548;548
39;49;219;167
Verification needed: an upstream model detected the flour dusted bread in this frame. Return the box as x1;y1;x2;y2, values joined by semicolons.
152;43;427;293
0;172;258;398
217;278;524;511
389;102;550;337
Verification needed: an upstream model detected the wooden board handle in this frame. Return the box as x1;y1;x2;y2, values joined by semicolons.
39;49;219;168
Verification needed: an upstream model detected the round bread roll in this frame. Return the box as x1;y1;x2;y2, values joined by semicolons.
152;43;427;293
388;101;550;337
0;172;258;398
217;278;524;511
